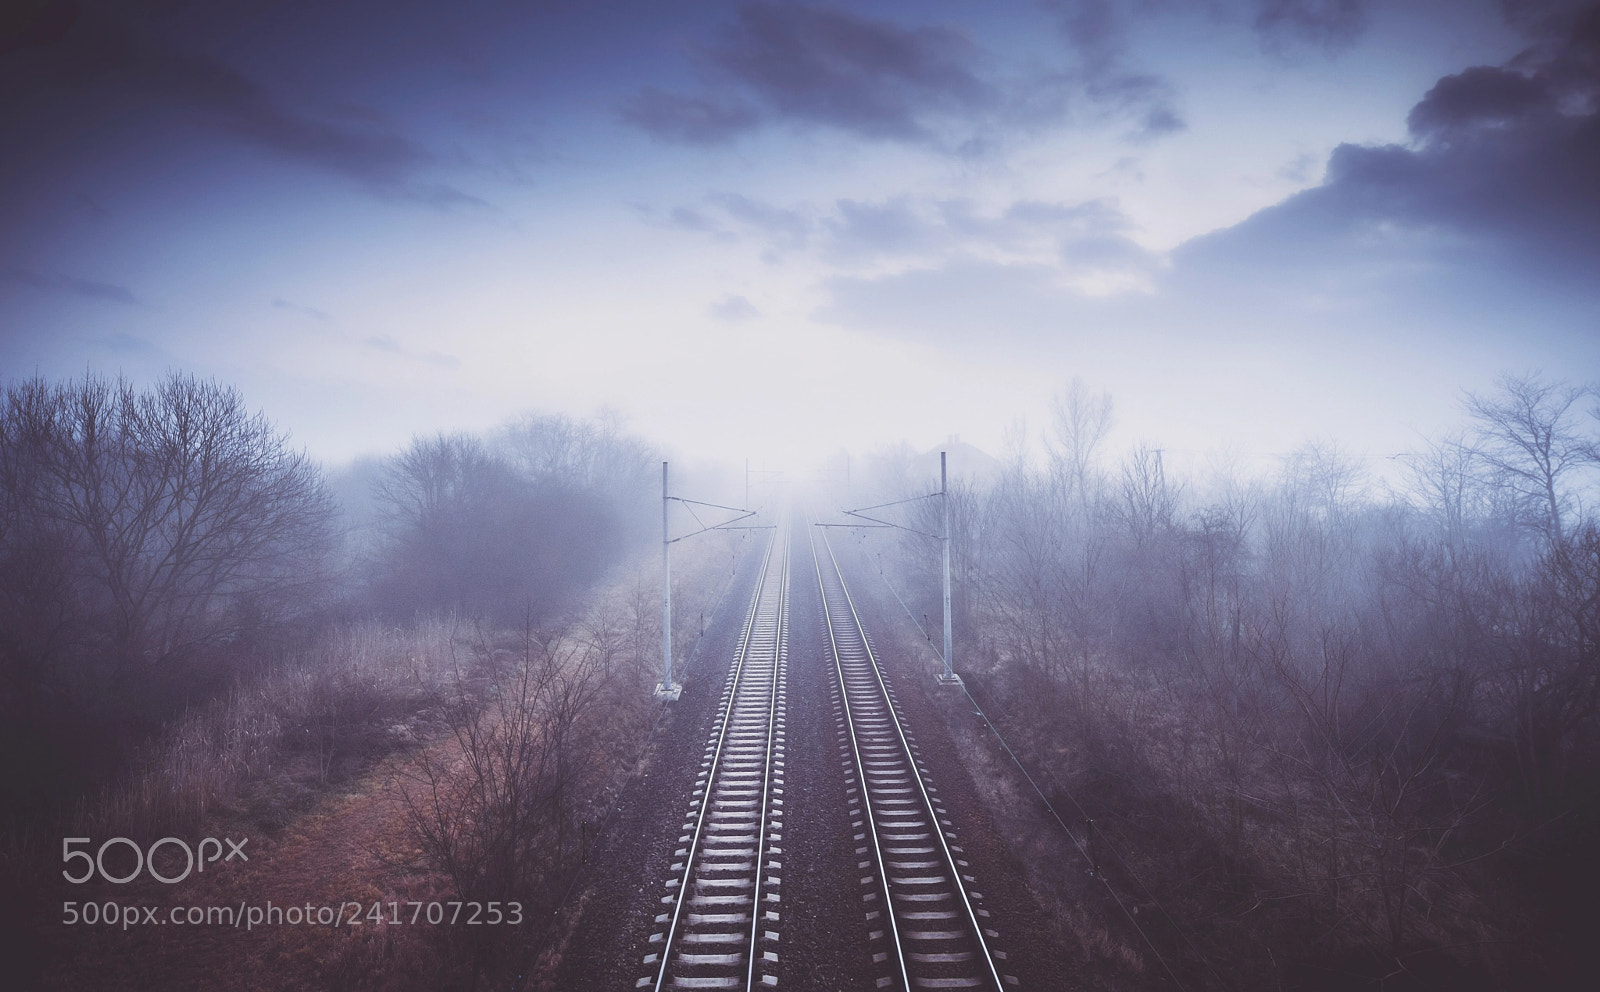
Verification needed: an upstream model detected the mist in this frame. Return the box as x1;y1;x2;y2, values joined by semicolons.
3;1;1598;989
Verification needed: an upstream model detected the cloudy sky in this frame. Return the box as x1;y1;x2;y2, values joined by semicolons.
1;0;1596;477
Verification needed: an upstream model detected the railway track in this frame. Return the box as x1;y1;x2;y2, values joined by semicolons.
630;518;1020;990
809;523;1016;991
639;525;789;990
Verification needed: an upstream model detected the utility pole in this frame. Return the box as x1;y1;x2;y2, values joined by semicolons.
657;461;681;700
937;450;960;685
654;460;766;701
827;449;963;686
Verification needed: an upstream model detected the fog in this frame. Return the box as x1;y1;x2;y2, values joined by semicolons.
827;371;1600;988
3;1;1597;988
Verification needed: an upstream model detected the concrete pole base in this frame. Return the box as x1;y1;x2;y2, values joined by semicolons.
654;682;683;701
934;672;964;686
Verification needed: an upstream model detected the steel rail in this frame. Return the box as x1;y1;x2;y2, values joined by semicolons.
811;523;1007;991
744;531;787;989
807;517;910;991
649;524;786;992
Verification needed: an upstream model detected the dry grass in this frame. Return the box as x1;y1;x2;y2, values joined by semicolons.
75;618;464;844
970;653;1517;990
20;531;751;992
841;536;1516;990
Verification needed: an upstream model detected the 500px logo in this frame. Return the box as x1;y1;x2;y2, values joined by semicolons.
63;836;249;885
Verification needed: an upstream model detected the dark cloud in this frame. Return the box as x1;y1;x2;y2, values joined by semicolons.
145;51;423;185
622;2;1196;149
1497;0;1597;37
820;8;1600;354
708;3;994;142
621;2;997;148
1412;4;1600;143
1138;103;1186;137
1252;0;1367;53
1407;66;1553;135
0;5;461;205
1176;5;1600;303
1048;0;1122;77
1;267;137;304
708;293;762;322
1041;0;1187;138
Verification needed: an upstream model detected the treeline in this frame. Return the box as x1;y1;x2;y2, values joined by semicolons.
0;371;658;822
353;412;656;623
876;374;1599;989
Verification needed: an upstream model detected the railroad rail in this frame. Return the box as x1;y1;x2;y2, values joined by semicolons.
639;525;789;990
809;523;1016;991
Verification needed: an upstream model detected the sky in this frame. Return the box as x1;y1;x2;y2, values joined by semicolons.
1;0;1597;482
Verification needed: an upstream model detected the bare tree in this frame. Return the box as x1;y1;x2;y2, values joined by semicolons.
1466;373;1592;546
375;433;530;618
886;377;1600;987
0;372;333;694
1399;430;1504;557
372;431;621;622
1047;377;1114;508
1117;442;1181;549
400;619;639;989
492;409;656;533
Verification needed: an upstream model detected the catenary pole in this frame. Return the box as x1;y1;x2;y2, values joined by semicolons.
826;451;961;686
658;461;679;698
939;451;958;683
654;459;765;700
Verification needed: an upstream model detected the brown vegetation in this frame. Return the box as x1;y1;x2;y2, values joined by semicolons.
0;372;336;816
10;524;740;991
866;373;1600;990
0;372;690;990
